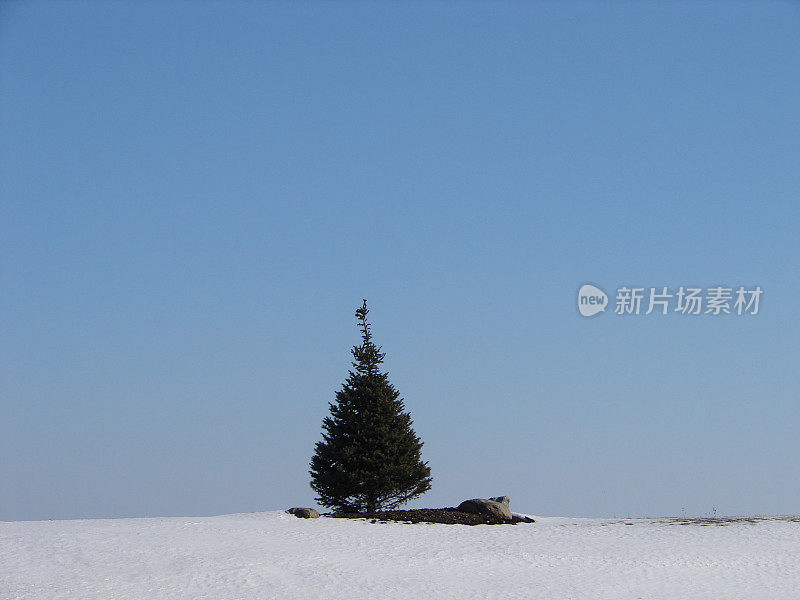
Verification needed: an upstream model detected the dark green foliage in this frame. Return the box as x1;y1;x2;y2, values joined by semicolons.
309;300;432;513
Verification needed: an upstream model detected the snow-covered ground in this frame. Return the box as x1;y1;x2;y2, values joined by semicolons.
2;511;798;599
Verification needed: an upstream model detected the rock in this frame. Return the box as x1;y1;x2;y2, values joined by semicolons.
516;514;536;523
287;507;320;519
489;496;510;506
457;498;512;521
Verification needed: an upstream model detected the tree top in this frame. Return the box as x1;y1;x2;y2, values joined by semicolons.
352;299;386;375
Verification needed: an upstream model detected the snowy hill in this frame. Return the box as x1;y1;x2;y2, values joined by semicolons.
3;511;798;599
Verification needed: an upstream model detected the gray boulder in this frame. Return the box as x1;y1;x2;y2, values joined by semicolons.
457;498;512;521
489;496;510;506
287;507;320;519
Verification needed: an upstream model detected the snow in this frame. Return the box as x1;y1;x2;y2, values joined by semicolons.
3;511;799;599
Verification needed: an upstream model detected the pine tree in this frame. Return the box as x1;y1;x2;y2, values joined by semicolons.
309;300;432;513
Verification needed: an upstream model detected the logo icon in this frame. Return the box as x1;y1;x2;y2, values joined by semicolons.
578;284;608;317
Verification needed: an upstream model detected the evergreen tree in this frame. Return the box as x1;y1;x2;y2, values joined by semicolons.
309;300;432;513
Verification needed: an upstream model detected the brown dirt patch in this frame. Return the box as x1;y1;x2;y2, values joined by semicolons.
326;507;535;526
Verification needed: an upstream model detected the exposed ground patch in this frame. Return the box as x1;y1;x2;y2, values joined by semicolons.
327;507;535;525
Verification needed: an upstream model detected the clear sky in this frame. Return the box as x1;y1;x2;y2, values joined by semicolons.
2;1;798;521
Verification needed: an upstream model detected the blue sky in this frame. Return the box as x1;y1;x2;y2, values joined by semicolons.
2;1;798;521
